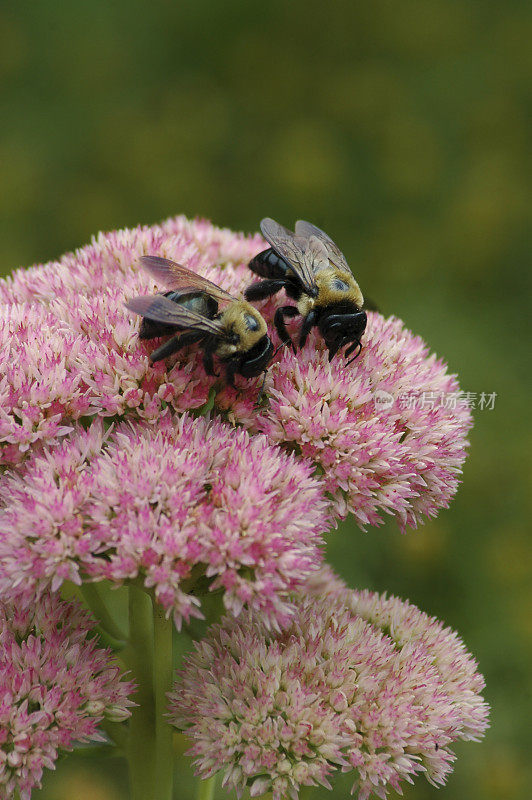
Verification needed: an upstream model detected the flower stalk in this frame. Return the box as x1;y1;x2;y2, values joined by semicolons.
80;581;127;643
196;775;216;800
126;584;157;800
124;584;174;800
154;602;175;798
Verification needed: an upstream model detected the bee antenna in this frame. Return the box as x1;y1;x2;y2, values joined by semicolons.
255;341;289;407
273;340;292;359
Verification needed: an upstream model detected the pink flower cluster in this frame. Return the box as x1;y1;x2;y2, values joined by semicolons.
169;568;489;800
0;216;472;533
217;318;471;530
0;218;263;466
0;413;327;627
0;593;134;800
0;216;485;798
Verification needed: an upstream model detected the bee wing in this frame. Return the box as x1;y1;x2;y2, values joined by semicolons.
260;218;324;295
139;256;234;304
125;294;226;336
295;220;352;275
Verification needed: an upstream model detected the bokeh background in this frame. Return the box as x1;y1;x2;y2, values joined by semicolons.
1;1;530;799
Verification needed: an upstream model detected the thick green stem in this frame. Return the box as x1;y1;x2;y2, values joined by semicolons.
153;603;174;798
61;581;178;798
127;585;156;800
196;775;216;800
80;581;127;642
125;585;175;800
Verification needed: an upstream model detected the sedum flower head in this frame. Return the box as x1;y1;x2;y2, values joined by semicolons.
217;317;471;531
0;217;484;797
0;218;263;465
0;216;471;533
169;569;488;800
0;594;135;800
0;413;327;627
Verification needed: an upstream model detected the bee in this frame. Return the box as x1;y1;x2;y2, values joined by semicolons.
126;256;274;385
245;218;367;364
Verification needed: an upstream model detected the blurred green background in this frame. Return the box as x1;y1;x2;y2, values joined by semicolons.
1;1;530;799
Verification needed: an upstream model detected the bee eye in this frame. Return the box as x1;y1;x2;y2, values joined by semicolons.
333;279;349;292
244;313;259;331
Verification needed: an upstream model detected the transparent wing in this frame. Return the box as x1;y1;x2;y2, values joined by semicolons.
125;294;225;336
260;218;323;295
295;220;351;275
139;256;234;303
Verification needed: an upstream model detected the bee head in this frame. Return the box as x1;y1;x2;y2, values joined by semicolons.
238;334;274;378
221;301;268;345
318;304;367;364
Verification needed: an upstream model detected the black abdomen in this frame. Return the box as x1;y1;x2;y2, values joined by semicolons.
139;291;218;340
248;248;291;280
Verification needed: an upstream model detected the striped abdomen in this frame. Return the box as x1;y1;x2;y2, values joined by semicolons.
248;248;291;280
139;291;218;340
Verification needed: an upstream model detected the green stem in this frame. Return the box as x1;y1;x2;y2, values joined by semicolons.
125;585;175;800
196;775;216;800
80;581;127;642
126;585;156;800
153;603;174;799
196;386;217;416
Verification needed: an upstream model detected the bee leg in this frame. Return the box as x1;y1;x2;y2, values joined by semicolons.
274;306;299;353
327;339;343;362
224;360;237;388
150;334;183;362
245;279;285;302
345;341;362;366
344;341;356;358
150;330;203;362
299;309;318;348
179;330;204;348
203;349;219;378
